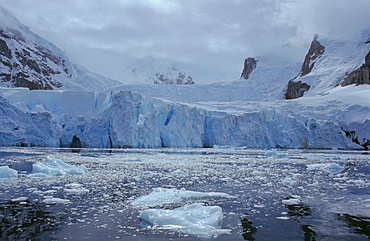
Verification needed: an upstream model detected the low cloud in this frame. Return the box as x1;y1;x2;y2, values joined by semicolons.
1;0;369;83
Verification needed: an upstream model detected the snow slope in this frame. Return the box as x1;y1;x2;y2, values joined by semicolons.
0;7;121;91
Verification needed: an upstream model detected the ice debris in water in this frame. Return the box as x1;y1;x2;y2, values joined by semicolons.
264;148;289;157
31;156;88;176
43;197;71;204
64;183;89;195
265;149;280;156
282;196;301;205
0;166;18;178
140;203;231;239
307;163;344;173
131;187;232;207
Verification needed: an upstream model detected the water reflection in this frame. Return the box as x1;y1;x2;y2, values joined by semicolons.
240;213;257;240
338;213;370;238
284;201;318;241
0;200;66;240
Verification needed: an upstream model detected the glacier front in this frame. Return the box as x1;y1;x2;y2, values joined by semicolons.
0;84;369;149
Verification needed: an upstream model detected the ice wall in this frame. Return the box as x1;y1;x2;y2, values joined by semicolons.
0;88;369;149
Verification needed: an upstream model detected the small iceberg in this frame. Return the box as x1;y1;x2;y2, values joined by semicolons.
31;156;88;176
131;187;232;207
140;203;231;239
0;166;18;178
43;197;71;204
307;163;344;174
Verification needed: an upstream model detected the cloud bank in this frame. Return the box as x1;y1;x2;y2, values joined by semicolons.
1;0;369;83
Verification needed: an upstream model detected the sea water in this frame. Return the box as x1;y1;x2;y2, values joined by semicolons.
0;147;369;240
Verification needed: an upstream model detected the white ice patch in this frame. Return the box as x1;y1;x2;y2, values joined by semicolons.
281;177;295;186
64;188;89;195
0;166;18;178
265;149;289;157
282;198;301;205
307;163;344;174
282;195;302;205
43;197;70;204
32;156;88;176
265;149;280;156
140;203;231;239
131;187;232;207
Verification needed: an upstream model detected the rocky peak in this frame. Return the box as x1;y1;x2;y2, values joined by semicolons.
240;57;257;80
341;50;370;86
301;34;325;76
284;34;325;99
0;27;72;90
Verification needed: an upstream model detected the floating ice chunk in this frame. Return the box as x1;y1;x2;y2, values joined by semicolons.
11;197;28;202
32;156;88;176
213;145;235;150
302;154;342;160
43;197;70;204
64;188;89;195
63;184;89;195
140;203;231;239
171;169;185;175
131;187;232;207
0;166;18;178
65;183;83;189
265;149;279;156
127;158;142;162
282;198;301;205
282;196;301;205
142;171;157;176
281;177;295;186
265;149;289;157
307;163;345;173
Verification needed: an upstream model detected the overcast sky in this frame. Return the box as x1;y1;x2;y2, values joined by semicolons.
1;0;370;84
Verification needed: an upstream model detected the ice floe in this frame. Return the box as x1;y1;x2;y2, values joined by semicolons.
307;163;345;174
0;166;18;178
131;187;232;207
140;203;231;239
32;156;88;176
43;197;71;204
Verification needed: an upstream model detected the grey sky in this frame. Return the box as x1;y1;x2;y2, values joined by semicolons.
1;0;369;84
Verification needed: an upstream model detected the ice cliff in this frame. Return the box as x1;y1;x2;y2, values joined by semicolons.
1;85;370;149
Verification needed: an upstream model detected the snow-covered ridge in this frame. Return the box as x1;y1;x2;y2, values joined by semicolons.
0;7;121;91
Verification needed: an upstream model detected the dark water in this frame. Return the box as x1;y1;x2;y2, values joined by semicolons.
0;147;370;240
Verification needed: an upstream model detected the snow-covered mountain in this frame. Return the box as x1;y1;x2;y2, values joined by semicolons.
0;7;121;91
0;7;369;150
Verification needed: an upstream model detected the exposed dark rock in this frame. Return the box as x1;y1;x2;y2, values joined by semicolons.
301;34;325;76
0;27;66;90
284;34;325;99
70;135;82;149
151;68;194;85
0;39;12;58
341;127;370;150
240;57;257;80
285;80;311;100
341;51;370;86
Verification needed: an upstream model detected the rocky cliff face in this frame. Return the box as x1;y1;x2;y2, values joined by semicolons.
240;57;257;80
0;27;72;90
341;50;370;86
285;34;325;99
